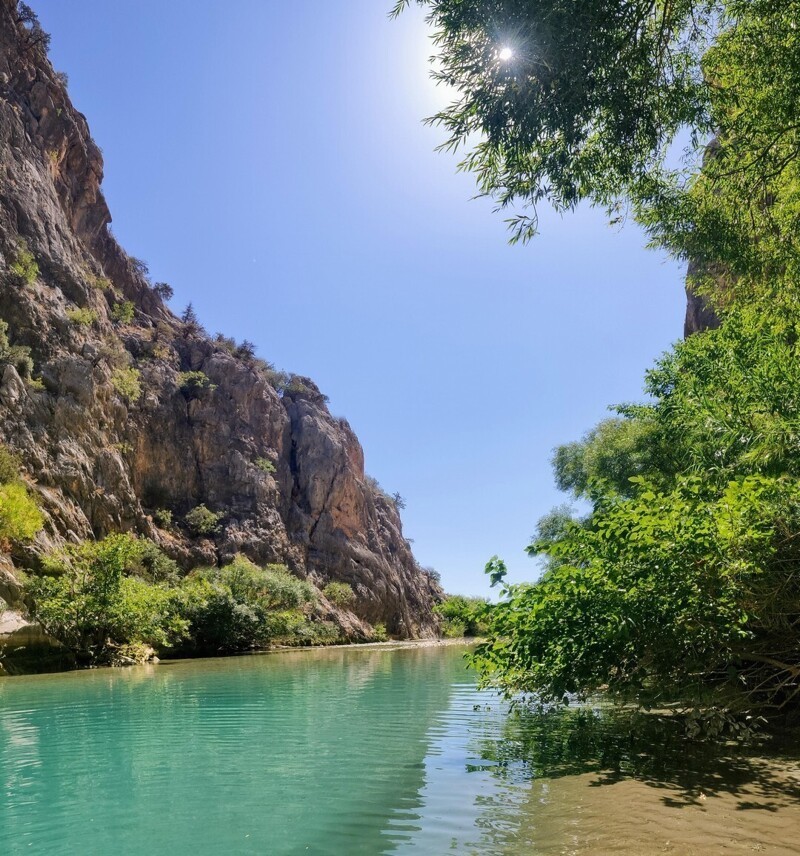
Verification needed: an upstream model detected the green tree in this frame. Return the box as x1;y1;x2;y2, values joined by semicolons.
179;556;317;654
25;535;186;665
474;299;800;723
396;0;800;725
435;594;489;637
395;0;800;284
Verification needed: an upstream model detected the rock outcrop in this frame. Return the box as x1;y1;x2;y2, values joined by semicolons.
0;0;441;641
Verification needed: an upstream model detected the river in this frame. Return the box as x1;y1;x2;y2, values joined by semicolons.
1;642;798;854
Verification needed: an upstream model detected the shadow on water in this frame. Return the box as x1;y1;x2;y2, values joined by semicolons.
473;704;800;813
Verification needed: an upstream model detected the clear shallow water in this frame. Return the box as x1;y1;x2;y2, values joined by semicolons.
2;643;800;855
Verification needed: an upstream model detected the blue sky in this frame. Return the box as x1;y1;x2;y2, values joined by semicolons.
36;0;686;596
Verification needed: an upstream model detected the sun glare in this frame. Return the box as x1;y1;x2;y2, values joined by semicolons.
498;46;514;61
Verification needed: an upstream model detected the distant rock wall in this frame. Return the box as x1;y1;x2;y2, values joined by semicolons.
0;0;441;640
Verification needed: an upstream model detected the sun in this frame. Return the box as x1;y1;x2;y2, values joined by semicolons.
498;47;514;61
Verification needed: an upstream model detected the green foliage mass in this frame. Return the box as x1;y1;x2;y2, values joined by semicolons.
176;370;216;398
0;444;21;484
24;542;336;663
9;239;39;285
435;594;489;638
255;457;276;474
0;442;43;545
397;0;800;725
395;0;800;259
184;503;223;536
66;307;99;326
475;300;800;722
0;319;34;379
0;481;43;544
178;556;319;654
323;581;356;608
111;367;142;402
111;300;135;325
26;535;186;665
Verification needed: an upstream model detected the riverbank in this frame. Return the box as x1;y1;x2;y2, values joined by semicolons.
0;620;472;677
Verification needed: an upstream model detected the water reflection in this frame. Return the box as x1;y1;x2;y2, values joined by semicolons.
1;646;799;855
451;704;800;854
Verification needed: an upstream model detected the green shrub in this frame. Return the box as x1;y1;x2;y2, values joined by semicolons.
441;619;467;639
323;581;356;608
177;371;215;398
25;534;186;665
435;595;489;638
89;275;112;291
178;556;317;654
153;508;173;529
66;307;99;326
111;367;142;402
255;457;276;474
220;556;315;609
111;301;135;324
0;444;21;484
184;503;222;536
372;622;389;642
291;618;340;646
9;240;38;286
0;481;43;544
178;578;263;654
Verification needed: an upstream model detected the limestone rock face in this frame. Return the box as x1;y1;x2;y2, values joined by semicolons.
0;0;441;638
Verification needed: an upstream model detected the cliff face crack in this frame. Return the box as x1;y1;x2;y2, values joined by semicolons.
307;459;343;548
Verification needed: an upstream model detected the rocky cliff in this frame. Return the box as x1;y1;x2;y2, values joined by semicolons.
0;0;441;642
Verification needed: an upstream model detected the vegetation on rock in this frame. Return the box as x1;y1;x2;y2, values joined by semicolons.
176;370;216;398
0;443;42;546
323;581;356;608
184;504;223;536
9;239;38;285
66;307;99;326
0;319;34;379
111;300;135;325
110;367;142;402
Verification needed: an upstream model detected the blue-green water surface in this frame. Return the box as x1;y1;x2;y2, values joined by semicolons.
3;643;800;855
0;644;523;855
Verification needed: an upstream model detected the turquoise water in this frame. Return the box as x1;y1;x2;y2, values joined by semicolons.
2;643;799;855
0;644;518;854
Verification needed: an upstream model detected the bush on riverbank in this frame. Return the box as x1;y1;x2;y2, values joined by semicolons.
435;595;489;638
23;538;342;664
177;556;319;654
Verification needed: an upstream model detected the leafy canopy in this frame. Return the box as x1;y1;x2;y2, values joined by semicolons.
474;299;800;721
